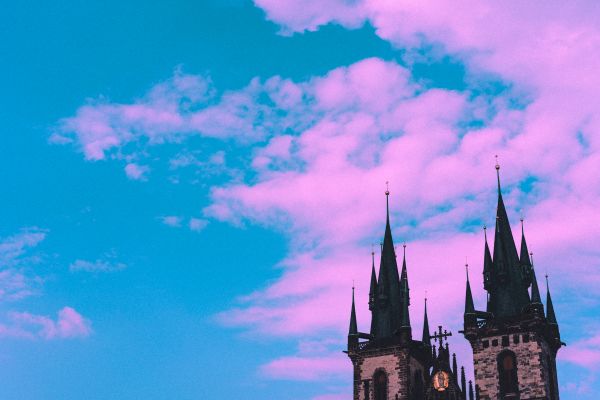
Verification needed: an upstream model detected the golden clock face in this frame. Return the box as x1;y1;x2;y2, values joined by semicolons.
433;370;449;392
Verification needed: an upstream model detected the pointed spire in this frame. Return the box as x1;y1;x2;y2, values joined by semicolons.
491;160;529;317
495;155;501;194
376;184;403;338
483;225;494;292
401;280;411;329
401;243;409;286
529;253;542;305
469;381;474;400
465;263;475;315
545;275;558;325
520;218;532;266
452;353;458;383
349;286;358;335
461;366;467;400
369;250;379;337
369;250;378;309
422;297;431;346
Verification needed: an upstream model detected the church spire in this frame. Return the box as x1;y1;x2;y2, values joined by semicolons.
545;275;558;325
400;243;411;332
347;286;358;350
349;286;357;335
519;218;531;267
461;366;467;400
422;297;430;346
468;381;474;400
529;253;542;306
400;279;411;329
465;263;475;315
490;160;530;317
482;226;494;295
369;250;378;336
375;184;403;338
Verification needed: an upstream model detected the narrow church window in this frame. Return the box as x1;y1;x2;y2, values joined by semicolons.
374;370;387;400
523;334;529;343
502;336;509;347
492;339;498;347
483;340;489;348
513;334;520;344
364;380;370;400
498;351;519;399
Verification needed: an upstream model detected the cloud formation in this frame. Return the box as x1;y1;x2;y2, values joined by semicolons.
56;2;600;392
1;307;92;340
0;229;93;341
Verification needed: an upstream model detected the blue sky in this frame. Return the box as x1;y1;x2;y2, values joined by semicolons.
2;1;600;399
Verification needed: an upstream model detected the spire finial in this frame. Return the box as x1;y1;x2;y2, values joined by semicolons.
465;258;470;281
530;251;534;266
495;155;501;194
403;242;406;258
483;224;487;241
385;181;390;224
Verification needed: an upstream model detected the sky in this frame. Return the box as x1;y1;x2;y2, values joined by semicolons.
1;1;600;399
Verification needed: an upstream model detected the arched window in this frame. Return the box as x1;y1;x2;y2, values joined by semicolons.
374;369;388;400
497;351;519;399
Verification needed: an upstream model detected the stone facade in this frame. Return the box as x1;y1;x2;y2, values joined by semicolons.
469;330;558;400
349;344;427;400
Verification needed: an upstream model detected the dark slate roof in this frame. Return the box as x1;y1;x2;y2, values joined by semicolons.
546;276;558;325
348;287;357;335
464;269;475;315
487;167;531;317
422;298;431;346
374;192;406;338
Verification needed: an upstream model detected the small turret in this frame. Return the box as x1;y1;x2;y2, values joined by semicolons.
528;252;543;314
464;263;476;331
368;250;378;337
348;287;358;350
461;366;467;400
452;353;458;384
422;297;431;347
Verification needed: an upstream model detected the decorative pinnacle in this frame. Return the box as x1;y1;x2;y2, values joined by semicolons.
465;259;470;280
530;252;534;265
385;181;390;196
495;155;501;194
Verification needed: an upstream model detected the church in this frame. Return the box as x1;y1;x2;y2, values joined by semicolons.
345;164;564;400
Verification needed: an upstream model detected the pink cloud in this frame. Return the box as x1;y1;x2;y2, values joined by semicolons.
2;307;92;340
70;258;127;273
260;353;350;381
56;3;600;387
559;334;600;369
0;228;47;301
124;163;150;181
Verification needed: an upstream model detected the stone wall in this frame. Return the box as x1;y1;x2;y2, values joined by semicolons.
471;331;554;399
353;347;418;400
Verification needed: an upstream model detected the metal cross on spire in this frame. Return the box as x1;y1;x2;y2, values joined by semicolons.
431;325;452;345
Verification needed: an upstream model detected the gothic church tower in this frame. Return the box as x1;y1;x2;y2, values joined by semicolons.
346;189;431;400
462;164;563;399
